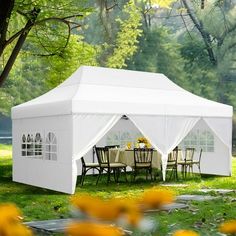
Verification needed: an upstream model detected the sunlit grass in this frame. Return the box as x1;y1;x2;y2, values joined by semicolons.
0;144;235;235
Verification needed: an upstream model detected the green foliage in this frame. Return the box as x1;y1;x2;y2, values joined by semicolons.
45;34;98;88
0;48;48;115
106;1;143;68
127;27;187;86
179;34;219;101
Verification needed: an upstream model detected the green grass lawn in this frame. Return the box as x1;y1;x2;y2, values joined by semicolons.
0;144;235;235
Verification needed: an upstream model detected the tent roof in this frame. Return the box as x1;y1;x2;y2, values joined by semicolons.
12;66;233;119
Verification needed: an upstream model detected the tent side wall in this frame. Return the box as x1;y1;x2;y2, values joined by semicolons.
179;118;232;176
12;115;75;194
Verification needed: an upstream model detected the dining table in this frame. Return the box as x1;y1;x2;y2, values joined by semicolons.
109;148;162;169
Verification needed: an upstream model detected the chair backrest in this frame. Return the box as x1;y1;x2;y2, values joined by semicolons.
105;145;120;149
81;157;86;168
95;147;110;166
185;148;195;162
134;148;153;166
168;146;179;163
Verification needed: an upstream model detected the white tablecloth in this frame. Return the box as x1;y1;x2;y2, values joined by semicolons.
109;149;161;169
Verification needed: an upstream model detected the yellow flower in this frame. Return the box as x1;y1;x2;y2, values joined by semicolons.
0;203;33;236
125;210;142;227
137;137;148;144
126;142;132;149
140;188;175;209
113;198;143;226
0;203;21;224
71;195;133;221
3;224;33;236
66;222;124;236
219;220;236;234
172;229;200;236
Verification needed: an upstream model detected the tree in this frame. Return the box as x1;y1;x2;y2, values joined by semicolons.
106;0;143;68
0;0;90;86
127;26;187;87
179;0;236;104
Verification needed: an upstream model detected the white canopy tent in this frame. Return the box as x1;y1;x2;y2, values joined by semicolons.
12;66;233;194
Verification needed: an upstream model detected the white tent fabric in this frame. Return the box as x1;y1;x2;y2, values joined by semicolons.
11;66;233;194
128;115;200;180
73;114;122;160
203;117;232;149
12;66;233;119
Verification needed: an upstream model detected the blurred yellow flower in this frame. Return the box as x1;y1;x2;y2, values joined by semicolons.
125;210;142;226
219;219;236;234
172;229;199;236
71;195;142;222
0;203;32;236
137;137;148;144
66;222;124;236
0;203;21;223
126;142;132;149
3;223;33;236
140;188;175;209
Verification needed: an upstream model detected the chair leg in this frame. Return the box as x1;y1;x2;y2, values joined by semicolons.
198;164;201;176
169;168;173;180
150;168;153;181
113;169;117;182
181;165;184;178
80;172;85;186
133;169;137;182
107;168;111;184
124;167;127;182
174;167;178;181
80;168;86;186
96;168;103;185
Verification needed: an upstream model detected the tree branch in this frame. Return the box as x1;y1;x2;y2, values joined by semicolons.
5;13;83;50
0;8;40;86
182;0;217;66
0;0;15;56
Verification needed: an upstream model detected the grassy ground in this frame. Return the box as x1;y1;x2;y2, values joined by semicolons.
0;144;235;235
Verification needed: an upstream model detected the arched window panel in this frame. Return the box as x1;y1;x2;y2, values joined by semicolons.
21;133;43;158
34;133;43;158
45;132;57;161
21;134;26;156
26;134;34;157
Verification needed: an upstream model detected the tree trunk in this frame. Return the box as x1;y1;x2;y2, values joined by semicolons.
0;0;15;57
0;8;40;87
182;0;217;66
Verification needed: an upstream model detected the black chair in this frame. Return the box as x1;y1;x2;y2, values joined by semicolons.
166;147;179;180
192;148;202;176
178;147;195;178
80;157;100;186
105;145;120;149
133;148;153;181
95;147;127;184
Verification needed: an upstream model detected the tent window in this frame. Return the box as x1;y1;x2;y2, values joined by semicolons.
21;134;26;156
34;133;43;158
45;132;57;161
182;129;214;152
21;133;43;158
26;134;34;156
